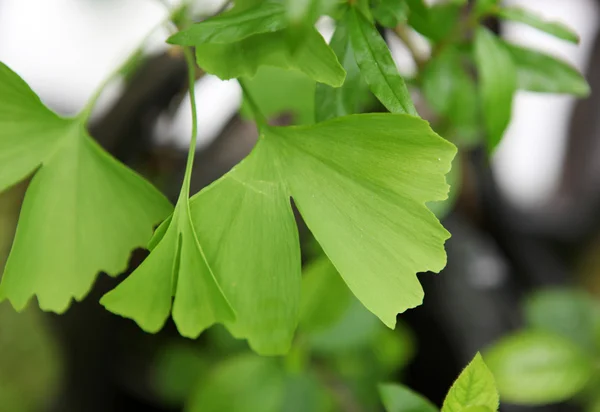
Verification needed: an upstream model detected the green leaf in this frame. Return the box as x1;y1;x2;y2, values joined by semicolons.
315;17;368;122
408;3;461;43
373;0;409;28
190;141;302;355
524;288;600;353
484;331;594;404
167;1;287;45
194;27;346;87
473;27;517;151
282;373;333;412
496;7;579;44
379;383;438;412
442;353;499;412
421;48;479;139
348;7;417;115
100;185;236;339
300;256;352;333
189;114;455;352
0;62;172;312
186;354;285;412
504;42;590;97
474;0;498;17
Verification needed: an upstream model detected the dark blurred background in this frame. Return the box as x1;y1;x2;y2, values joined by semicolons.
1;0;600;411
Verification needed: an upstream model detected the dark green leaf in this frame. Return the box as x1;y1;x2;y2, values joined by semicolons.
379;383;438;412
168;1;287;45
347;7;417;115
442;353;498;412
373;0;409;28
408;3;460;43
484;331;594;404
473;27;517;151
194;27;346;87
315;18;367;121
496;7;579;44
504;42;590;97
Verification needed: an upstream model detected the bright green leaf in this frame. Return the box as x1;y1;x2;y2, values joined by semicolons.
348;7;417;115
496;7;579;44
186;354;285;412
504;42;590;97
524;288;600;353
484;331;594;404
474;0;499;17
379;383;438;412
473;28;517;151
100;187;235;339
373;0;409;28
194;27;345;87
442;353;499;412
0;62;172;312
315;17;368;122
167;1;287;45
189;114;454;351
190;141;302;355
240;66;316;125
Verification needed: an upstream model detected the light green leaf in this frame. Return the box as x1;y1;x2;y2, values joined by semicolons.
315;17;368;122
524;288;600;353
0;62;172;312
474;28;517;151
194;27;345;87
100;187;235;339
496;7;579;44
373;0;409;28
379;384;438;412
484;331;594;404
347;7;417;115
240;66;316;125
504;42;590;97
167;1;286;45
189;114;455;351
442;353;499;412
300;256;352;333
186;354;285;412
190;141;301;355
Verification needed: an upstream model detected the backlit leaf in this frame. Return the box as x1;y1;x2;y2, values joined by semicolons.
0;62;172;312
442;353;499;412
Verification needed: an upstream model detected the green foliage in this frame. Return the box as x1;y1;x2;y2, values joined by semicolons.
0;62;171;312
442;353;499;412
473;28;517;151
372;0;409;28
495;6;580;44
485;331;594;404
379;384;438;412
504;43;590;97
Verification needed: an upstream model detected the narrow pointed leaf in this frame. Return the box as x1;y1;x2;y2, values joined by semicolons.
167;1;286;45
496;7;579;44
504;42;590;96
474;28;516;151
194;27;345;87
442;353;499;412
0;63;172;312
315;18;366;121
348;7;417;115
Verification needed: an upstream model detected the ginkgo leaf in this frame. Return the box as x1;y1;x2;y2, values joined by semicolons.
187;113;455;353
193;27;346;87
100;197;235;338
0;62;172;312
167;0;287;46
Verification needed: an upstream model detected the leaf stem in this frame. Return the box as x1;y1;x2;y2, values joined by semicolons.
238;78;268;129
180;46;199;198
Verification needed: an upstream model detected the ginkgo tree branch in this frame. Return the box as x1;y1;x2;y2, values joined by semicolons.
181;46;199;198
